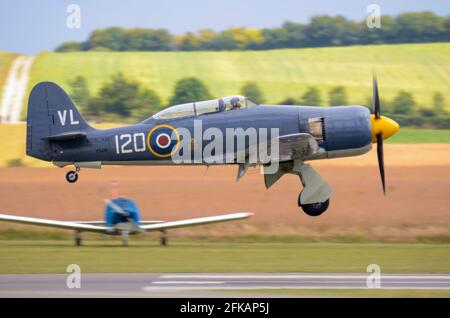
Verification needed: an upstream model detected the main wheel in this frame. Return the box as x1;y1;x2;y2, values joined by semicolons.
66;171;78;183
298;193;329;217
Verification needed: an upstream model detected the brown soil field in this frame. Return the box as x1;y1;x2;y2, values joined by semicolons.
0;144;449;240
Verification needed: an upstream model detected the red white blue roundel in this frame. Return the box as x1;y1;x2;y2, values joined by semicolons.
147;125;180;158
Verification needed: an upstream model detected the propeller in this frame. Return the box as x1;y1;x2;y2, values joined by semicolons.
104;198;143;233
104;199;129;216
370;75;399;195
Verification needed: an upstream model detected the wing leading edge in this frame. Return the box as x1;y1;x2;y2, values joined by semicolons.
139;212;253;231
0;213;107;232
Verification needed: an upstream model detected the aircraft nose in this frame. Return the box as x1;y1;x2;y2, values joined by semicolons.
371;114;400;143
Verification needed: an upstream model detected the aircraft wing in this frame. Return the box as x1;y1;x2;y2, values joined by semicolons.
139;212;253;232
275;133;319;162
246;133;319;164
0;213;108;233
75;220;164;226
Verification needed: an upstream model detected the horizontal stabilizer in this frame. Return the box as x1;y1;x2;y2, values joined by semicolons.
44;131;87;141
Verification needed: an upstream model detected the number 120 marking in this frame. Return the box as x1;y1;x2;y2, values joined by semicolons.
115;133;146;154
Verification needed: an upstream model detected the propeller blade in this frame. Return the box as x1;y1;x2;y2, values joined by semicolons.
376;133;386;194
104;199;129;216
372;75;381;119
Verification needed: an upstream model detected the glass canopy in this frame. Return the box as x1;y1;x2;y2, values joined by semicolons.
152;96;257;120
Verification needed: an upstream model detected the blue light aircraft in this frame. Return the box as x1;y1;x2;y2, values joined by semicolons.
0;198;252;246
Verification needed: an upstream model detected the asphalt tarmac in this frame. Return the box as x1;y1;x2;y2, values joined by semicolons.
1;273;449;297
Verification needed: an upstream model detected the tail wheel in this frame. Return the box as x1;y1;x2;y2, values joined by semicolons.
298;192;329;217
66;171;78;183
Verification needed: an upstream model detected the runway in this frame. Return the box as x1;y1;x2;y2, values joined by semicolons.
0;273;449;297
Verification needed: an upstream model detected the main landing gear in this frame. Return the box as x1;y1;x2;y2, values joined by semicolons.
264;160;334;217
295;162;333;217
66;167;80;183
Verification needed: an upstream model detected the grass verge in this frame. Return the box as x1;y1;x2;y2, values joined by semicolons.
0;240;448;274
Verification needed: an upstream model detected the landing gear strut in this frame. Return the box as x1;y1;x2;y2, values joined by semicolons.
121;230;129;246
66;167;80;183
74;231;82;246
160;230;168;246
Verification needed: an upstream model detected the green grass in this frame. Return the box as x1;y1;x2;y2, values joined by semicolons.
386;128;450;143
0;240;448;274
234;289;450;298
24;43;450;117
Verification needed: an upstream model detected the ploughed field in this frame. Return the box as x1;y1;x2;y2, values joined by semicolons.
0;143;449;241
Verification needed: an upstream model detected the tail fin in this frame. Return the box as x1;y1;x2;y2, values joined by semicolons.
26;81;92;161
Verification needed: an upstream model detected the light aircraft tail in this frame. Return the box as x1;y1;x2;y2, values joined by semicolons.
26;82;93;161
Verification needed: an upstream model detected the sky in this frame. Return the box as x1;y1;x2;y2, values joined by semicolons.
1;0;449;54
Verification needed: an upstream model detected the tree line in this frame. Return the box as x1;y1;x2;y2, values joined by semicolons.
68;74;449;128
56;11;450;52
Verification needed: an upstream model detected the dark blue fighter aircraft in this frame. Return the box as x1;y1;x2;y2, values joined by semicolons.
24;78;399;216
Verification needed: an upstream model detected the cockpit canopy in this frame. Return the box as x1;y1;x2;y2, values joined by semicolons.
152;96;257;121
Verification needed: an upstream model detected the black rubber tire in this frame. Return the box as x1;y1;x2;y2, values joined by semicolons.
298;193;330;217
66;171;78;183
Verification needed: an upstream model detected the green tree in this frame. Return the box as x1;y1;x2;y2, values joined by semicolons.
197;29;216;50
132;88;162;121
90;73;145;118
68;76;90;110
240;82;265;104
432;91;445;113
169;78;212;105
55;41;82;52
393;12;446;43
300;87;322;105
279;97;298;105
392;90;415;115
54;12;450;53
87;27;126;51
328;86;348;106
177;32;200;51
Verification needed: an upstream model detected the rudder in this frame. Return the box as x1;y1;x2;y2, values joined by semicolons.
26;81;92;161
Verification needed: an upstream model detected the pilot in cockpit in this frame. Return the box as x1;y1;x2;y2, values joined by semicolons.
230;97;241;110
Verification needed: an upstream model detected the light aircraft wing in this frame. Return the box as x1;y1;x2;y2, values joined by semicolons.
75;221;164;226
0;213;108;233
139;212;253;232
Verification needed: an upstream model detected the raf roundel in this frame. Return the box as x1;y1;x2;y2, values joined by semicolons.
147;125;180;158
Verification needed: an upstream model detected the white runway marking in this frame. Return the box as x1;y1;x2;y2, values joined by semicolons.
143;286;450;291
0;55;34;123
161;274;450;280
140;273;450;291
152;281;225;285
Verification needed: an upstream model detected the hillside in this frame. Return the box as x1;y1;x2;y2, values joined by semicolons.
23;43;450;117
